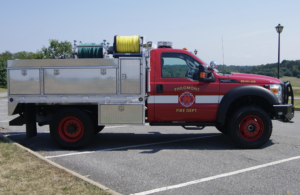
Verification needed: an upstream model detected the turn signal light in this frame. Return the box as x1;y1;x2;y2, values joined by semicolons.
270;88;278;94
200;72;205;78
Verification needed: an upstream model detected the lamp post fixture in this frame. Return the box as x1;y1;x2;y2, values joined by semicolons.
194;49;198;55
275;24;284;79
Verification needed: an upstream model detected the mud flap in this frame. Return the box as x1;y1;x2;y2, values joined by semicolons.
25;104;37;139
9;116;25;126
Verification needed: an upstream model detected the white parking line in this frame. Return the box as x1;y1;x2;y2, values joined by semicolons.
4;126;129;136
45;134;219;159
131;156;300;195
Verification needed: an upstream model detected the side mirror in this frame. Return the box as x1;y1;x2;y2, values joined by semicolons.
196;65;212;82
210;61;217;69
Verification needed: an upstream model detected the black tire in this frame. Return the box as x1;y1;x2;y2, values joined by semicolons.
216;125;228;134
228;106;272;149
50;108;95;149
94;126;105;134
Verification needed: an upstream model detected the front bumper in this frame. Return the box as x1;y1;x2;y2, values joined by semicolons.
273;81;295;122
273;104;294;121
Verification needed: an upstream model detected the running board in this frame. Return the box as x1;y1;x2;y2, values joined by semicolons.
182;126;205;130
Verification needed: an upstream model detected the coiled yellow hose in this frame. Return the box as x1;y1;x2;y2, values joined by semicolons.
116;36;140;53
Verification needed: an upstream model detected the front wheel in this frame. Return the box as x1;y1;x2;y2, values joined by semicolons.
50;108;95;149
228;106;272;149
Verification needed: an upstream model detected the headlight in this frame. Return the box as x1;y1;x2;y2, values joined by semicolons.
270;84;282;103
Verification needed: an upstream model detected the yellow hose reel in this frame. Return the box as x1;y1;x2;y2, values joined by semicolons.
114;35;140;53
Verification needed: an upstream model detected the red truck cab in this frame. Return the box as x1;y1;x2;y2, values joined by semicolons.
147;47;294;148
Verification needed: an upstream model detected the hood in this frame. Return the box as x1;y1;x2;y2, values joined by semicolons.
229;72;281;84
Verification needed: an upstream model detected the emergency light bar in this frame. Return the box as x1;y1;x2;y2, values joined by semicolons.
157;41;173;48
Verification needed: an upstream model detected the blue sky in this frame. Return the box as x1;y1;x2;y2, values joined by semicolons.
1;0;299;65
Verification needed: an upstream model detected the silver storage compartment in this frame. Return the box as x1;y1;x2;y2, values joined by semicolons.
44;68;117;95
7;58;119;67
9;69;40;95
99;105;144;124
120;59;141;94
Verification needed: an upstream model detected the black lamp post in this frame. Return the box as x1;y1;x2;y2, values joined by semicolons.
275;24;284;79
194;49;198;55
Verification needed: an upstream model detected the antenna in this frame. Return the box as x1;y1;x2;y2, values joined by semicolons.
222;36;225;72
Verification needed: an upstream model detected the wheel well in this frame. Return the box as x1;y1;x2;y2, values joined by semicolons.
222;95;274;127
35;104;98;126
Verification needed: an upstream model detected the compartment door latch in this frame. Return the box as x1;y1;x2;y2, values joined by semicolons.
101;69;106;75
22;70;27;76
54;70;59;76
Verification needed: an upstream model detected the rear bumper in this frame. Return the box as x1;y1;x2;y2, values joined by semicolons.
273;104;294;122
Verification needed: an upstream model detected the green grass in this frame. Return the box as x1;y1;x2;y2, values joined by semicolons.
293;88;300;96
279;77;300;96
294;99;300;108
281;76;300;87
0;137;110;195
0;87;7;93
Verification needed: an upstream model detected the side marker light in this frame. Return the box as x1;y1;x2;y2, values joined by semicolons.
200;72;205;78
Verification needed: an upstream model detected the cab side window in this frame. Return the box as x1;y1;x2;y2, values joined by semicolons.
161;53;200;79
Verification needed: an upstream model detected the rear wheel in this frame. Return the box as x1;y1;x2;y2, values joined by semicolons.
50;108;95;149
228;106;272;149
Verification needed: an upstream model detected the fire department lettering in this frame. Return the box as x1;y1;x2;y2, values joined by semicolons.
176;109;197;113
174;86;199;92
179;91;195;107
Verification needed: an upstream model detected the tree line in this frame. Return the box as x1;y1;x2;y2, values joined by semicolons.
162;60;300;79
217;60;300;78
0;39;72;87
0;40;299;88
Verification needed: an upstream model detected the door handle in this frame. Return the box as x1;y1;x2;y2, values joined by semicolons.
156;84;163;93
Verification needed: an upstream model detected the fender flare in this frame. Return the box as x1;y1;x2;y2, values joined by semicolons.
216;85;278;126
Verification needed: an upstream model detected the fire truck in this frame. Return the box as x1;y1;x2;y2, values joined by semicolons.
7;35;294;149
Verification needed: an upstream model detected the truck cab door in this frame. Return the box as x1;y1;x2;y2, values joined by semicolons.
152;50;219;122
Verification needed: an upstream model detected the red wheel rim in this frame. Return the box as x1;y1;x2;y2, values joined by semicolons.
238;115;264;141
58;116;84;142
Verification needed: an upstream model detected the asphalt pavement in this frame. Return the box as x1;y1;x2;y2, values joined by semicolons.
0;98;300;195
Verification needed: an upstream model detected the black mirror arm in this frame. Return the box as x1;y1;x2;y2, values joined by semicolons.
203;78;212;82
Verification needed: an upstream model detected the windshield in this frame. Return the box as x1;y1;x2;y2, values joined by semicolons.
213;68;219;73
190;52;208;65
